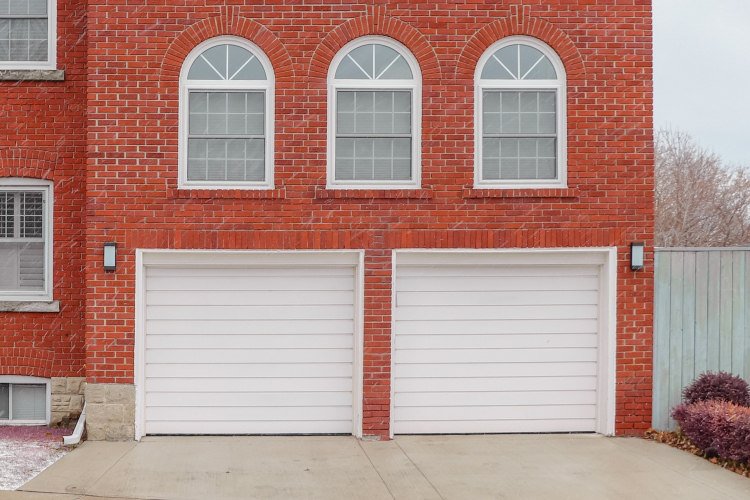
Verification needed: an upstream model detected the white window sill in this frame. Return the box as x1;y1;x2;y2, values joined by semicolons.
0;300;60;313
0;69;64;81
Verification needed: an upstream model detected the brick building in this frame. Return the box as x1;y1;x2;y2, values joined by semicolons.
1;1;653;440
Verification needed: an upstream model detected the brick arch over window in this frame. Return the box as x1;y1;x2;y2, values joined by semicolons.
0;148;57;180
159;10;294;89
308;8;441;84
455;7;586;83
0;348;55;378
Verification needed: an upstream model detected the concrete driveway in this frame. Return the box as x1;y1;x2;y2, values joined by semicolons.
5;435;750;499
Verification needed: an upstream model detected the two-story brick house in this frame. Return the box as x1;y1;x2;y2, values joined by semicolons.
1;1;654;440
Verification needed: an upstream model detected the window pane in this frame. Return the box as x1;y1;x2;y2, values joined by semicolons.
0;384;8;420
480;138;557;181
189;91;264;137
227;44;265;80
337;91;411;135
187;138;265;182
0;192;13;238
335;138;411;181
20;191;43;238
11;383;46;421
481;43;557;80
334;43;413;80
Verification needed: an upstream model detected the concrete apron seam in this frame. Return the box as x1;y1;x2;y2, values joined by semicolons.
356;439;396;500
17;489;163;500
394;439;446;500
81;444;141;498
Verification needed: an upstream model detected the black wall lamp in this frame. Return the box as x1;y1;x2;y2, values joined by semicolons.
103;242;117;272
630;242;644;271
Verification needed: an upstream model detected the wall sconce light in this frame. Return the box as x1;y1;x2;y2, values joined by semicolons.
103;242;117;272
630;242;644;271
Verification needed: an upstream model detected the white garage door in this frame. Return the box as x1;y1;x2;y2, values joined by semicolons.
393;251;613;434
139;252;359;436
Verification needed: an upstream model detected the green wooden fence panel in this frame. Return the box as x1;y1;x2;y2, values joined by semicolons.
653;248;750;430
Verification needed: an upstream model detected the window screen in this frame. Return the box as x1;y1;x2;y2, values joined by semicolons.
0;0;49;63
0;384;8;420
0;190;46;293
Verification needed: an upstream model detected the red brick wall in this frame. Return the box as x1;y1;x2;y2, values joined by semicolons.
86;1;654;436
0;0;87;379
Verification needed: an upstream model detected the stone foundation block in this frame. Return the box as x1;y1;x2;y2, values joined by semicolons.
50;377;86;426
84;383;135;441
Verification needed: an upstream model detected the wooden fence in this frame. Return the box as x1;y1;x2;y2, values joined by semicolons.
653;248;750;430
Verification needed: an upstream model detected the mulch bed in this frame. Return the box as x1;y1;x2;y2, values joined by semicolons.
645;429;750;478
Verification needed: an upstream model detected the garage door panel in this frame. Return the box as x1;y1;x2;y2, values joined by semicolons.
395;319;599;335
395;376;598;393
146;275;354;292
146;348;353;364
147;290;355;307
396;290;600;307
394;362;598;378
397;265;599;278
396;275;599;292
395;334;597;350
146;391;353;408
146;420;352;435
395;305;598;321
148;266;354;278
147;334;354;350
146;406;353;422
395;405;597;422
393;419;597;434
146;362;353;379
395;391;598;407
396;348;597;364
147;319;355;336
147;304;354;321
146;377;353;393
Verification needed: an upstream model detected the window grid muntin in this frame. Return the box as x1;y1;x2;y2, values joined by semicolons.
0;0;49;63
476;37;566;188
329;37;421;188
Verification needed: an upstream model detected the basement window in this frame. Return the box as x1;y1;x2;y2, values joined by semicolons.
0;377;50;424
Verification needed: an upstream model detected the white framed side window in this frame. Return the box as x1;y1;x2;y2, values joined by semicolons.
475;36;567;189
327;36;422;189
0;0;56;70
0;178;52;302
179;36;275;190
0;376;51;425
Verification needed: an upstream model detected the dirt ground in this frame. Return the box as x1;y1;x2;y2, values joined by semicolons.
0;426;71;490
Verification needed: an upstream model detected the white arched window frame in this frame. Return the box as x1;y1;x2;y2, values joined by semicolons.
475;36;567;189
179;36;275;190
327;36;422;189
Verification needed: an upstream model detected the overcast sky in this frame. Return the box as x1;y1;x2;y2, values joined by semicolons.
654;0;750;166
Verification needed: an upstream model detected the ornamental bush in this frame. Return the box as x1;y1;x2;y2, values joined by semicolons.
672;400;750;463
682;371;750;407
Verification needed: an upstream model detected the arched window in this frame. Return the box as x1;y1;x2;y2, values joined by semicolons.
328;37;421;189
179;37;274;189
475;36;566;188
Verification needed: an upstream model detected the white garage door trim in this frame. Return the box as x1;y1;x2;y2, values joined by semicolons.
134;250;364;440
390;248;617;437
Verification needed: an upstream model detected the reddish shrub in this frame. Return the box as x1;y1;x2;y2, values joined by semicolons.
682;372;750;407
672;400;750;463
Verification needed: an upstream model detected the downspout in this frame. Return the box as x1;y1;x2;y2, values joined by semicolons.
63;403;86;445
